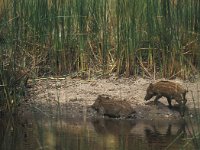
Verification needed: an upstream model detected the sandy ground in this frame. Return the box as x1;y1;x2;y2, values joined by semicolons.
19;76;200;120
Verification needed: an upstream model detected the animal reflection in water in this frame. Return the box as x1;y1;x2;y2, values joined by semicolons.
144;122;186;149
92;118;136;135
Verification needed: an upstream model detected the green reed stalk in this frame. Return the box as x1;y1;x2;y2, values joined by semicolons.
2;0;199;78
0;0;200;111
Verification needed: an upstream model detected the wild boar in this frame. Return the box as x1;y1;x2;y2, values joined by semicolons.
144;81;188;108
91;94;136;118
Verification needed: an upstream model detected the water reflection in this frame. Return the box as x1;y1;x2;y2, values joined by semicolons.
91;118;138;150
144;121;186;149
0;114;196;150
92;118;136;135
0;114;35;150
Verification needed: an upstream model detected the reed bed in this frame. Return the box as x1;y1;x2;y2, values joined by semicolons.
0;0;199;111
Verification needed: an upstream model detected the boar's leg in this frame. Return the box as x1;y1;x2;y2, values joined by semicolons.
176;95;186;106
167;98;172;108
154;95;162;105
183;98;187;105
182;93;187;105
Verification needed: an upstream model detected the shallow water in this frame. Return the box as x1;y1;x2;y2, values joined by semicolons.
0;114;196;150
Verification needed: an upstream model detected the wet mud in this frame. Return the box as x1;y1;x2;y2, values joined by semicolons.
18;76;200;120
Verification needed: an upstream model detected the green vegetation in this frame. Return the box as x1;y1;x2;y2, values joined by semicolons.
182;90;200;150
0;0;199;111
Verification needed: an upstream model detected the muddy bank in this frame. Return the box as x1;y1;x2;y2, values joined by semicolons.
19;76;200;120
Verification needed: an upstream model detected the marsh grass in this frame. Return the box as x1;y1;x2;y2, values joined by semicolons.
0;0;199;111
182;86;200;149
166;84;200;150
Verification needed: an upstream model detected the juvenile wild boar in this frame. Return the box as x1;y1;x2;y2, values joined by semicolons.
92;94;136;118
144;81;188;108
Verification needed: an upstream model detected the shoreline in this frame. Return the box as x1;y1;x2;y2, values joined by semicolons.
18;76;200;120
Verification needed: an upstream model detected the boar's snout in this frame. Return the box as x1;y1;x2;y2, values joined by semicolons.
144;83;154;101
144;94;153;101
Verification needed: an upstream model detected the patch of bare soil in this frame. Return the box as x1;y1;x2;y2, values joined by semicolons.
19;76;200;120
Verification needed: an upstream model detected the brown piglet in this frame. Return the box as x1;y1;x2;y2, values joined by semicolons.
144;81;188;108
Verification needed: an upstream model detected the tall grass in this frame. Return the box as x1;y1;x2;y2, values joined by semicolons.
1;0;199;77
0;0;199;111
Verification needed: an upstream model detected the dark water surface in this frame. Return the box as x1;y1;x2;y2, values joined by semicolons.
0;113;195;150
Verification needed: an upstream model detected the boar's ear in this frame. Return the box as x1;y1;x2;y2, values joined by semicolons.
149;83;153;87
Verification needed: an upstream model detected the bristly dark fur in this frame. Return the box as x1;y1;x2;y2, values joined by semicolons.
144;80;188;108
92;95;136;118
